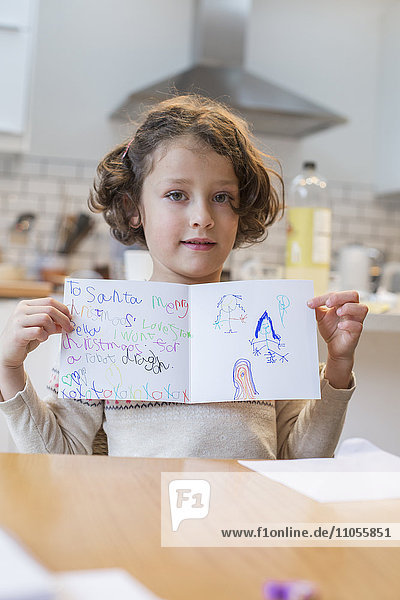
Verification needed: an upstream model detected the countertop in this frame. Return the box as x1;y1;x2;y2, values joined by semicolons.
363;311;400;332
0;280;53;298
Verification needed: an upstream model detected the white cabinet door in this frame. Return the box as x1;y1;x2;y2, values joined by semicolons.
376;2;400;198
0;0;32;28
0;0;37;142
0;30;31;134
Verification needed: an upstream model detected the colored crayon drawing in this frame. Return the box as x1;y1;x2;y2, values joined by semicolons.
232;358;258;400
249;310;289;364
213;294;247;333
276;294;290;327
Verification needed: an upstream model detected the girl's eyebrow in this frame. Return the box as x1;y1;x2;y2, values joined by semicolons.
160;178;192;185
213;180;239;187
159;178;238;187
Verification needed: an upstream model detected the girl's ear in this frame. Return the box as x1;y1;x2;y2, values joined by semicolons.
123;194;142;229
129;213;141;229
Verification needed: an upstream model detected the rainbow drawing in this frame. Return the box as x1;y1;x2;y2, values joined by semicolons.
232;358;259;401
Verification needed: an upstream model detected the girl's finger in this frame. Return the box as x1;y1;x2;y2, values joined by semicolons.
337;315;363;323
308;290;359;309
23;297;72;319
314;305;329;322
21;314;58;336
16;326;49;345
23;305;74;332
336;303;369;321
337;320;364;335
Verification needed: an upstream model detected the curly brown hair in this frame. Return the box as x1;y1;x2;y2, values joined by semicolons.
88;94;284;249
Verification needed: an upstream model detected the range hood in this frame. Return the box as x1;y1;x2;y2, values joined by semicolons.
111;0;346;138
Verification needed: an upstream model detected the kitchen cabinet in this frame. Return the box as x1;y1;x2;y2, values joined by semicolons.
0;0;33;27
375;2;400;198
0;0;38;152
319;324;400;457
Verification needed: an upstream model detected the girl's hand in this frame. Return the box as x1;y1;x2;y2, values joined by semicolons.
307;290;369;388
0;297;74;370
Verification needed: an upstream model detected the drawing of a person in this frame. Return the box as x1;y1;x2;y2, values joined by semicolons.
213;294;247;333
250;310;288;363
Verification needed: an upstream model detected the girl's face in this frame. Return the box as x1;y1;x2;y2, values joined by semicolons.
136;136;240;284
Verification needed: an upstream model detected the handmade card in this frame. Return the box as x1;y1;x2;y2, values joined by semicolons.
59;279;320;403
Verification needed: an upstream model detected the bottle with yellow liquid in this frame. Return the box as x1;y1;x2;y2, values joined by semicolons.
285;162;331;296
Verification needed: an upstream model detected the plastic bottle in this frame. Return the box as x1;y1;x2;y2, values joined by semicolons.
285;162;331;296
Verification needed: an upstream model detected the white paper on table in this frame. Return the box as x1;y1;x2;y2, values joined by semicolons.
0;527;54;600
59;279;320;403
0;527;163;600
238;438;400;502
55;569;163;600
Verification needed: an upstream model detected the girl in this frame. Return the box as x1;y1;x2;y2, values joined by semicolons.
0;95;368;458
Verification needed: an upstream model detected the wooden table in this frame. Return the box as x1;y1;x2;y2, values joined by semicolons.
0;453;399;600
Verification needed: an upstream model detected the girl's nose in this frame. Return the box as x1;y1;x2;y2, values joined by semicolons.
189;200;214;229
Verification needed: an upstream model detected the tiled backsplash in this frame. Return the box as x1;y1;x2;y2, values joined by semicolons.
1;153;400;280
231;181;400;278
0;154;112;278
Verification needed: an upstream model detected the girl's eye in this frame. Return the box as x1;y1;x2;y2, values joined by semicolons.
165;191;186;202
213;193;231;203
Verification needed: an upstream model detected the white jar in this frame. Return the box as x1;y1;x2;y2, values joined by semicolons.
338;244;370;295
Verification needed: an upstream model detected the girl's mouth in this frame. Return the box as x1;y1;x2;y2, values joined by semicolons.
181;238;216;251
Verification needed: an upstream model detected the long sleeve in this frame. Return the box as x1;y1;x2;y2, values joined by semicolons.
0;361;354;459
275;364;355;459
0;372;104;454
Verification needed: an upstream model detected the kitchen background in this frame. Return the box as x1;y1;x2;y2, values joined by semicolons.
1;0;400;278
0;0;399;452
0;154;398;279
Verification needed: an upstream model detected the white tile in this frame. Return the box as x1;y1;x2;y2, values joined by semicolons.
1;213;16;230
334;204;362;219
389;244;400;261
68;254;95;273
0;178;22;193
83;164;97;180
328;187;344;199
349;186;374;202
4;247;21;262
334;221;352;237
377;225;400;241
14;158;47;177
64;182;91;198
332;220;346;235
346;219;370;235
41;194;67;214
46;162;78;178
67;197;90;211
0;156;14;176
27;178;61;195
16;194;41;212
75;232;97;253
6;192;22;205
36;215;58;233
364;206;387;221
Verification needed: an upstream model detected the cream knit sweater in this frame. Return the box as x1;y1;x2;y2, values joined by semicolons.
0;364;354;459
